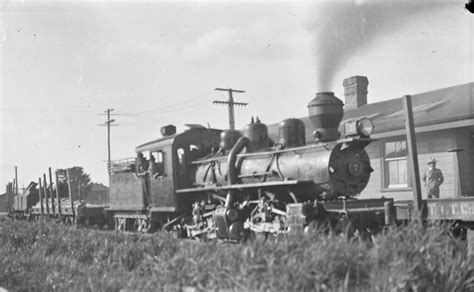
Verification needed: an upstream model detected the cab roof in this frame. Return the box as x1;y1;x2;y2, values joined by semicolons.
135;128;221;153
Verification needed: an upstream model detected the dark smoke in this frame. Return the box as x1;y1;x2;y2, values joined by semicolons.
312;0;453;90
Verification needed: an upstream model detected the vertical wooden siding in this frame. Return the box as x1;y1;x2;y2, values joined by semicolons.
358;128;468;200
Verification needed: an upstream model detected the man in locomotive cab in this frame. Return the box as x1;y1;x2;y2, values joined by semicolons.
148;153;159;178
135;152;149;176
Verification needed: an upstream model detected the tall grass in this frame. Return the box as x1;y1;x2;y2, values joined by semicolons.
1;217;473;291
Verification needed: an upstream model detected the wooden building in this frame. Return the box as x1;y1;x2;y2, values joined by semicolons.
269;77;474;200
85;183;109;205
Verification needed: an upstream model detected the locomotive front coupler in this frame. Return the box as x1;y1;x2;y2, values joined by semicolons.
289;197;395;235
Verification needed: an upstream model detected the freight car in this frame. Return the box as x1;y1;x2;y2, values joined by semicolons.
10;182;39;220
107;92;394;241
10;181;106;225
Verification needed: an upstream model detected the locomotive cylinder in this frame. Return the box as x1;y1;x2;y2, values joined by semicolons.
307;92;344;142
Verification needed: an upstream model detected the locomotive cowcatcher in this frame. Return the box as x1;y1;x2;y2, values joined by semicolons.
107;92;394;240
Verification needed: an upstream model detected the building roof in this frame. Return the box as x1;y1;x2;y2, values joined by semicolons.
341;82;474;135
268;82;474;141
89;183;108;192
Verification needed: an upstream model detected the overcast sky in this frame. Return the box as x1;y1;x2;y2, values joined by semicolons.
1;0;473;189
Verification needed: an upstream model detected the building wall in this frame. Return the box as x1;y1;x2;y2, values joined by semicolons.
455;128;474;196
359;128;468;201
86;190;108;205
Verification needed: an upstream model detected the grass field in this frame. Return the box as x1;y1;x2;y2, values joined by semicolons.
1;217;473;291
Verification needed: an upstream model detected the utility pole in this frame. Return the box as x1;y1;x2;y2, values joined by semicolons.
98;108;118;173
213;88;247;130
403;95;423;222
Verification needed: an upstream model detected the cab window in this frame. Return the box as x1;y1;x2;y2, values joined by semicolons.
151;150;166;175
177;148;185;175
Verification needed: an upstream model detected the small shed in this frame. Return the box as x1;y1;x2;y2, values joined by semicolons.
85;183;109;205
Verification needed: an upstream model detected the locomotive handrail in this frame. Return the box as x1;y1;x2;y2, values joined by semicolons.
176;180;313;193
109;157;136;173
238;171;273;178
189;143;331;165
110;157;135;164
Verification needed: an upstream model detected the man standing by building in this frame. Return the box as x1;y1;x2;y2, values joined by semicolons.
422;158;444;199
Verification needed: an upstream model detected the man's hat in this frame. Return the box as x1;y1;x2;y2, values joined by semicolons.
427;158;438;165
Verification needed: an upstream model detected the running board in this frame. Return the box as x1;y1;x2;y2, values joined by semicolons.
176;180;313;194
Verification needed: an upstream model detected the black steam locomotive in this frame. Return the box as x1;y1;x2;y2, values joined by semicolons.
107;92;393;240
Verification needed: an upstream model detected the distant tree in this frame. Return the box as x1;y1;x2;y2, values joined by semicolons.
56;167;92;201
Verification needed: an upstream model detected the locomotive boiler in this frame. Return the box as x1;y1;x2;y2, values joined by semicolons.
107;92;393;240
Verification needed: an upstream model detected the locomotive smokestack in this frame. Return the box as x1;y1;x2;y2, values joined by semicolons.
343;76;368;110
307;92;343;142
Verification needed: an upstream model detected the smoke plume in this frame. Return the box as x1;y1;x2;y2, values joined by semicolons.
312;0;452;90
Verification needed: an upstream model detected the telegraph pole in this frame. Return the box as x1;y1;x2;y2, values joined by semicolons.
213;88;247;130
403;95;423;222
98;108;118;173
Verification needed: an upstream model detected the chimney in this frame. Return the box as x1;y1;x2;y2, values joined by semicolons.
343;76;368;110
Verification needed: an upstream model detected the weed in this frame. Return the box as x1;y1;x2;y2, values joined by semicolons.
0;217;472;291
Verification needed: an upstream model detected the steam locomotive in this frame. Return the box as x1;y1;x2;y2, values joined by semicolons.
107;92;393;240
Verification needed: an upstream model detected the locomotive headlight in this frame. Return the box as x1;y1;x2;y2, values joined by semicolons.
356;118;374;137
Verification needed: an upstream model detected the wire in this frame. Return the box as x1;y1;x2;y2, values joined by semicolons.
133;96;210;114
0;107;101;113
115;101;208;117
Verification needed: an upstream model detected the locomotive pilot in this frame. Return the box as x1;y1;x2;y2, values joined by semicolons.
422;158;444;199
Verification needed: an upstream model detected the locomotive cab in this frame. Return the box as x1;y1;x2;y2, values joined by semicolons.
107;126;221;231
133;126;221;212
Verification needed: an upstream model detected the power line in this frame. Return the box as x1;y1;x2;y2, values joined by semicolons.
134;96;209;114
124;101;208;116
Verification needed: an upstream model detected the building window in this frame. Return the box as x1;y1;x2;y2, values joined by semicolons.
384;140;409;188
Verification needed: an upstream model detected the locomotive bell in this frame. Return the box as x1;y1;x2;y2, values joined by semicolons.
307;92;344;142
243;117;270;152
278;118;306;147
